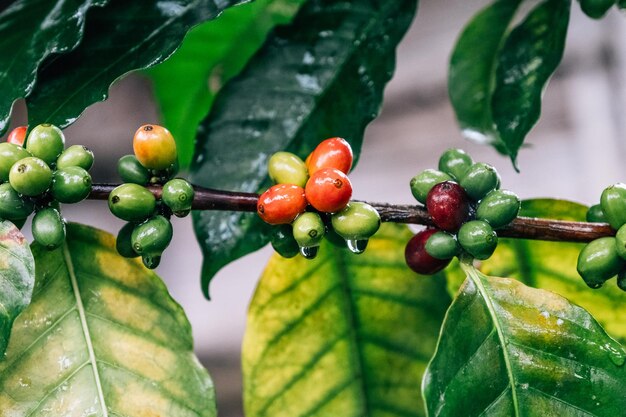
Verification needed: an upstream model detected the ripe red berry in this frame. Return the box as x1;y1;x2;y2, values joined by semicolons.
307;137;353;175
305;167;352;213
6;126;27;146
426;181;471;232
257;184;307;225
405;229;451;275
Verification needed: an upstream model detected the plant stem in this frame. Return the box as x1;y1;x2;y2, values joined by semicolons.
89;184;612;243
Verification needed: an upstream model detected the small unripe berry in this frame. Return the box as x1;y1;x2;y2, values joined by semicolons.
305;168;352;213
426;181;471;232
56;145;94;170
476;189;520;229
0;183;34;220
108;183;156;222
292;212;325;248
32;207;66;250
51;166;92;204
586;204;607;223
131;215;173;256
133;124;177;170
117;154;150;185
0;142;31;181
162;178;194;217
577;237;623;288
26;124;65;165
438;148;473;180
270;224;300;258
307;137;353;175
458;220;498;260
6;126;27;146
268;152;309;187
615;225;626;261
409;169;453;204
257;184;307;225
459;162;500;201
331;202;381;240
425;231;459;260
9;157;52;196
405;229;451;275
116;222;139;258
579;0;615;19
600;183;626;230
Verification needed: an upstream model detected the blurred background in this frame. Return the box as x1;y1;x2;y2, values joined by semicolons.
6;1;626;415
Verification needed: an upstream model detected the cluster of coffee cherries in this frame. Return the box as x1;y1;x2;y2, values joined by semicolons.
108;124;194;269
405;149;520;274
257;137;381;259
578;183;626;291
0;124;93;249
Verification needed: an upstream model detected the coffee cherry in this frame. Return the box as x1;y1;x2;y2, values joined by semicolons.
162;178;194;217
615;224;626;260
133;124;177;170
270;224;300;258
307;137;353;175
26;124;65;165
405;229;451;275
458;220;498;260
131;215;173;256
268;151;309;187
108;183;156;222
425;231;459;260
51;166;92;204
116;222;138;258
438;148;473;180
305;168;352;213
577;237;623;288
579;0;615;19
586;204;607;223
331;202;381;240
426;181;471;232
257;184;307;225
476;189;520;229
6;126;27;146
32;207;66;250
600;183;626;230
56;145;94;170
409;169;453;204
292;212;325;248
117;155;150;185
459;162;500;201
9;157;52;196
0;183;34;220
0;142;31;181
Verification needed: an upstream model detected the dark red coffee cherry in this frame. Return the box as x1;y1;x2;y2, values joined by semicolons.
426;181;471;232
405;229;451;275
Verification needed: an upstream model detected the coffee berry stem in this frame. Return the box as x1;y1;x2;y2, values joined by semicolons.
87;183;613;243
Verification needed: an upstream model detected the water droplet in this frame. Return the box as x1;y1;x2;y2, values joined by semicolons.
540;311;550;319
299;246;318;259
556;318;564;326
346;239;368;254
603;342;626;366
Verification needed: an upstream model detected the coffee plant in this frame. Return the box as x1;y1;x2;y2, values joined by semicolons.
0;0;624;416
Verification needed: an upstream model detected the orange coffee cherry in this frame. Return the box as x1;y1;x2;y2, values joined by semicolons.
6;126;27;146
307;137;353;175
257;184;307;225
305;167;352;213
133;124;177;170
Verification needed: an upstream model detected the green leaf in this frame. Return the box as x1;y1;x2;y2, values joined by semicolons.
25;0;247;129
146;0;305;168
0;0;108;134
424;263;626;416
0;224;215;417
449;0;522;148
191;0;418;297
492;0;570;166
0;220;34;356
243;224;451;417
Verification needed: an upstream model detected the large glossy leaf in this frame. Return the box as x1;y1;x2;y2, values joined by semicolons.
424;263;626;417
25;0;247;129
491;0;570;166
0;220;34;356
192;0;417;297
146;0;305;168
243;224;451;417
0;224;215;417
0;0;108;134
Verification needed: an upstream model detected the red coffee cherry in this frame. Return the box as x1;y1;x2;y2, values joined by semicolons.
6;126;27;146
307;137;353;175
257;184;307;225
426;181;471;232
405;229;451;275
305;167;352;213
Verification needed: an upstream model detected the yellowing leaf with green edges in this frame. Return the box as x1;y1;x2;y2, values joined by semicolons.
0;220;35;356
243;224;451;417
0;223;215;417
424;263;626;417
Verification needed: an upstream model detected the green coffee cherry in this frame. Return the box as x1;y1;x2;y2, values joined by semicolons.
615;225;626;261
270;224;300;258
410;169;453;204
0;143;31;182
32;207;66;250
579;0;615;19
131;215;173;255
118;155;151;185
116;222;138;258
9;157;52;196
425;231;460;260
323;225;348;249
292;212;325;248
459;162;500;201
108;183;156;222
476;190;520;229
51;166;92;204
458;220;498;260
268;152;309;188
142;255;161;269
162;178;194;217
577;237;623;288
56;145;94;170
26;124;65;165
438;148;473;180
331;202;381;240
600;183;626;230
0;183;34;220
586;204;607;223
